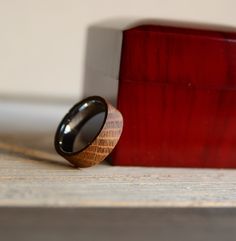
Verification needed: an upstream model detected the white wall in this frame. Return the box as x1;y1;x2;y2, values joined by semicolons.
0;0;235;101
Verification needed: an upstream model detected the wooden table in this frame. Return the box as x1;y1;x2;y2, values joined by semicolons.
0;101;236;241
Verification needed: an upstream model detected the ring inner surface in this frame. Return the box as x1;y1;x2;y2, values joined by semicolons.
58;98;107;154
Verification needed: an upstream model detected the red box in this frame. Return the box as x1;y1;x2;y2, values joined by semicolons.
113;25;236;168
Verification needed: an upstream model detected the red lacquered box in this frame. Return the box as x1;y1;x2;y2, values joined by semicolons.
113;25;236;168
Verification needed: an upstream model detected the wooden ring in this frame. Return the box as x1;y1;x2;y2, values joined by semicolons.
54;96;123;168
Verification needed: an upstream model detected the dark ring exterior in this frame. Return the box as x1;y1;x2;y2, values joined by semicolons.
54;96;123;168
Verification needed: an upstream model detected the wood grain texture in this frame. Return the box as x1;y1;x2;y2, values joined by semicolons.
114;25;236;168
61;100;123;168
0;133;236;208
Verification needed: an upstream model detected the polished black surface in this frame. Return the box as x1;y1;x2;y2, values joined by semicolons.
55;96;107;155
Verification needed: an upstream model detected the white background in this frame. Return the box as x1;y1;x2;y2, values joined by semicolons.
0;0;236;102
0;0;236;133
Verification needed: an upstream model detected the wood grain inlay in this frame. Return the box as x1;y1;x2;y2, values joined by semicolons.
62;100;123;168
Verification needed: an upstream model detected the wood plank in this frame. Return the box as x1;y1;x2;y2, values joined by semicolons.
0;133;236;207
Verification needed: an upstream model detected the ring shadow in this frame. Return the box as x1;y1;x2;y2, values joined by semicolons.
0;134;111;168
0;134;74;169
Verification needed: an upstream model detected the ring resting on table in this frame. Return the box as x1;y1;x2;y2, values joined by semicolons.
54;96;123;168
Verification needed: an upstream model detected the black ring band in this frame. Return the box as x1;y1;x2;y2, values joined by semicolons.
55;96;108;155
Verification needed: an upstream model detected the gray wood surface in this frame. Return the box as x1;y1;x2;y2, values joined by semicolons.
1;133;236;241
0;133;236;208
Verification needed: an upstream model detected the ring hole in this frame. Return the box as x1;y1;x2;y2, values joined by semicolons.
73;112;106;152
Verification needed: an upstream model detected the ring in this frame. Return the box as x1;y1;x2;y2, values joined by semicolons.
54;96;123;168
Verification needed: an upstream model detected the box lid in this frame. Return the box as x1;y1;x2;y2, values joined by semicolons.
120;25;236;90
